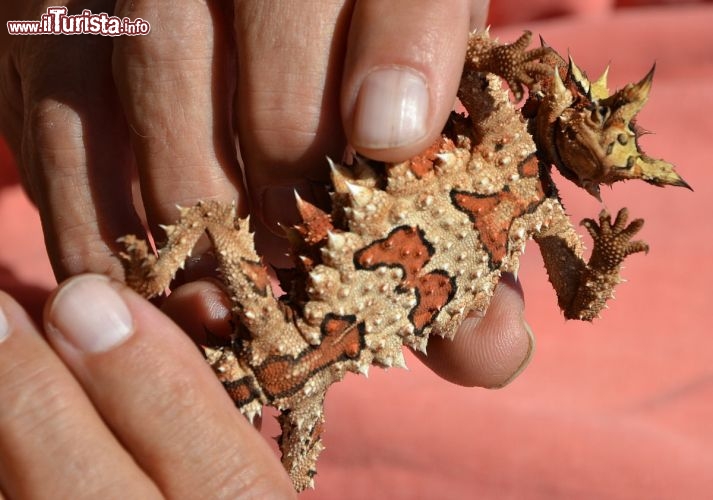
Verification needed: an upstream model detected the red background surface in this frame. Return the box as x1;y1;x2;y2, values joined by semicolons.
1;2;712;498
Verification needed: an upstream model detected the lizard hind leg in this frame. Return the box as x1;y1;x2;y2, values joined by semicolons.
581;208;649;267
118;201;239;297
277;396;326;492
570;208;649;320
533;203;649;321
204;343;327;492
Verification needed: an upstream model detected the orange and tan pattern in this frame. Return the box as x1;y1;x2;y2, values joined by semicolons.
119;29;687;491
355;226;456;334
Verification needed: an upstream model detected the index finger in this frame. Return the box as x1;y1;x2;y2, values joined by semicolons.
341;0;489;162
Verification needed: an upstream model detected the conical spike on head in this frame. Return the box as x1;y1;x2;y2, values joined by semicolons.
551;58;689;194
594;65;681;189
553;66;567;96
635;64;656;97
609;64;656;118
630;155;691;190
567;55;590;95
590;64;610;99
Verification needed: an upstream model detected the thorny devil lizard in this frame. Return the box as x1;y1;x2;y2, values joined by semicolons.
119;30;689;491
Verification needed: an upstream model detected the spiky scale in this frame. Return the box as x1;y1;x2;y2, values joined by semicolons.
118;29;688;492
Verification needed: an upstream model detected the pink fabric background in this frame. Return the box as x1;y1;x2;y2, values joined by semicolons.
1;2;712;498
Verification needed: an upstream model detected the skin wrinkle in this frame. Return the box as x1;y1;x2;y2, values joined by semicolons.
30;98;138;277
12;20;142;278
0;363;97;467
127;77;212;154
0;2;537;493
0;359;63;415
114;0;243;236
71;287;294;497
26;103;91;217
0;289;215;498
235;0;350;177
117;4;215;62
237;0;345;50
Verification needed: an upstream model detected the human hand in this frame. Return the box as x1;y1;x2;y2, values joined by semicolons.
0;274;296;499
0;273;531;500
0;0;534;388
0;0;491;275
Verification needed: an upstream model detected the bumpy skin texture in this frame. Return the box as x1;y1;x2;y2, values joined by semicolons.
119;30;687;491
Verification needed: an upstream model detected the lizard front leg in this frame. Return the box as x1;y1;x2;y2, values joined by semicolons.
118;200;338;490
534;204;648;320
461;29;561;103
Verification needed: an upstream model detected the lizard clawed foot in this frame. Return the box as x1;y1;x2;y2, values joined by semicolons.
562;208;649;320
581;208;649;272
466;30;555;101
117;235;164;297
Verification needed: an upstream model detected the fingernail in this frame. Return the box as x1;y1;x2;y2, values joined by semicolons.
0;306;9;343
353;67;429;149
495;319;536;388
48;275;133;353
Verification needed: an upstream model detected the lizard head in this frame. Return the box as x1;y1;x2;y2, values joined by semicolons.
548;58;690;199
